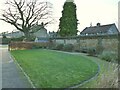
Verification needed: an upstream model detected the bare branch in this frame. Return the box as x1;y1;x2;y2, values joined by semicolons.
0;0;53;39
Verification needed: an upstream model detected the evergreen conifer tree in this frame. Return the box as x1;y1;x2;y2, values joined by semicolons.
59;0;78;37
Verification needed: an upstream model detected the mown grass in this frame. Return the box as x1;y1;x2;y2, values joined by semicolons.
11;49;98;88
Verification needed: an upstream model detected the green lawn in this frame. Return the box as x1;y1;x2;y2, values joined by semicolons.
11;49;99;88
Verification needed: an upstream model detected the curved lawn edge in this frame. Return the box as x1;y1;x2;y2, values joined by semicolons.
11;49;100;88
69;59;100;88
51;50;100;88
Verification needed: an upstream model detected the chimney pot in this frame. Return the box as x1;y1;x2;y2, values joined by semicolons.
97;23;101;26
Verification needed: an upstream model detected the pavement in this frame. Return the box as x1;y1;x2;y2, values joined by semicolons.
0;45;32;89
0;45;2;90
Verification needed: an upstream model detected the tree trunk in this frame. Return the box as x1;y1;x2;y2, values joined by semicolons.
24;32;31;41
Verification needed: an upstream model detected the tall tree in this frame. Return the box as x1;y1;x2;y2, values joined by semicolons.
59;0;78;37
0;0;53;40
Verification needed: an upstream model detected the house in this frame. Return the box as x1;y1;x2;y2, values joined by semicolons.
6;31;24;38
1;30;24;38
32;25;49;42
33;26;48;38
0;31;23;38
80;23;119;36
2;24;48;38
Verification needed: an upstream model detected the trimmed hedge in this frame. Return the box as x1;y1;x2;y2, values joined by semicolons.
9;41;50;50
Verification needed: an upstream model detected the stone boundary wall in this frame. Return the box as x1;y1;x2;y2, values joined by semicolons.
9;34;119;54
50;35;119;54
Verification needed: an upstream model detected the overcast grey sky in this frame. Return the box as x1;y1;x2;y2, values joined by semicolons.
0;0;119;33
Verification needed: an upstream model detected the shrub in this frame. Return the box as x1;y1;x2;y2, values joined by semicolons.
2;38;11;44
74;49;81;52
95;62;118;88
98;51;118;62
2;34;7;38
47;41;56;50
80;47;88;53
9;42;49;50
32;44;43;49
9;42;33;50
63;44;74;52
55;44;64;50
87;47;96;56
74;44;80;52
96;45;104;55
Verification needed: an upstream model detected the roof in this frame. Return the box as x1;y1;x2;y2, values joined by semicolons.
80;23;118;35
30;24;47;33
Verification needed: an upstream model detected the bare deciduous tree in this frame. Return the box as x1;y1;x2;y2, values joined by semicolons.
0;0;53;40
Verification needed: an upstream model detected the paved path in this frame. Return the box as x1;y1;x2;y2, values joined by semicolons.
0;45;2;90
0;45;32;88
